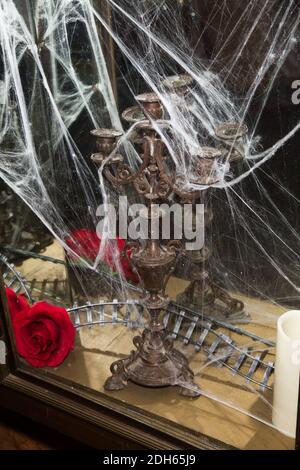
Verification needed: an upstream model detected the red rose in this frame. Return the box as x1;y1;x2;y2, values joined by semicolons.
65;228;100;261
103;237;139;282
5;287;30;321
65;229;139;284
12;301;75;368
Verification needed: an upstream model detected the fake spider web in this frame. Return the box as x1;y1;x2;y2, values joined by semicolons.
0;0;300;438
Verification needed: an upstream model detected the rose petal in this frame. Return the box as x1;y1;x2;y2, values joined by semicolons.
12;301;75;368
5;288;30;321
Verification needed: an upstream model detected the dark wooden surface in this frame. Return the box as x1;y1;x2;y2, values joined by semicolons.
0;375;181;450
0;407;90;450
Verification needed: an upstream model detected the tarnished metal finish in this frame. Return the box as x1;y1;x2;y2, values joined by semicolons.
91;125;201;395
136;92;164;120
90;128;123;156
190;147;223;185
122;105;146;123
177;188;247;321
178;255;246;321
90;83;249;396
215;122;248;141
104;328;200;397
162;74;194;97
215;121;248;163
129;239;176;309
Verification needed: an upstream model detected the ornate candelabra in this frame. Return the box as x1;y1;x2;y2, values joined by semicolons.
90;74;248;396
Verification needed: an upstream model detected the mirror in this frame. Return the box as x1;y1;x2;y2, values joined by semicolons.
1;0;300;450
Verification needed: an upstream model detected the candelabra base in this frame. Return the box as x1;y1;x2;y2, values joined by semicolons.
104;328;201;397
177;280;250;323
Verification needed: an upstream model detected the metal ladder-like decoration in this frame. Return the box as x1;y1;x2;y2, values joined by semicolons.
67;300;274;392
1;253;275;391
0;254;33;301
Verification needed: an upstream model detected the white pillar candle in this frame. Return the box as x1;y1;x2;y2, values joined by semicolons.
272;310;300;438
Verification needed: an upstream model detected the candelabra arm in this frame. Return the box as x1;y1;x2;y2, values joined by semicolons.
220;142;245;162
99;142;152;188
149;138;200;200
102;167;121;187
159;165;199;202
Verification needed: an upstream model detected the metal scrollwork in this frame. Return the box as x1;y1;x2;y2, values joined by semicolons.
89;79;248;397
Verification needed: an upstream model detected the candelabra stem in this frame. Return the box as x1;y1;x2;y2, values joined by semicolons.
177;193;247;321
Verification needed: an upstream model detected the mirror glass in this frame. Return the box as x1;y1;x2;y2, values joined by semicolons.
1;0;300;450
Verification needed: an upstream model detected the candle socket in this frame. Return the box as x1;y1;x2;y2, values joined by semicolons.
136;92;163;120
90;128;123;157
